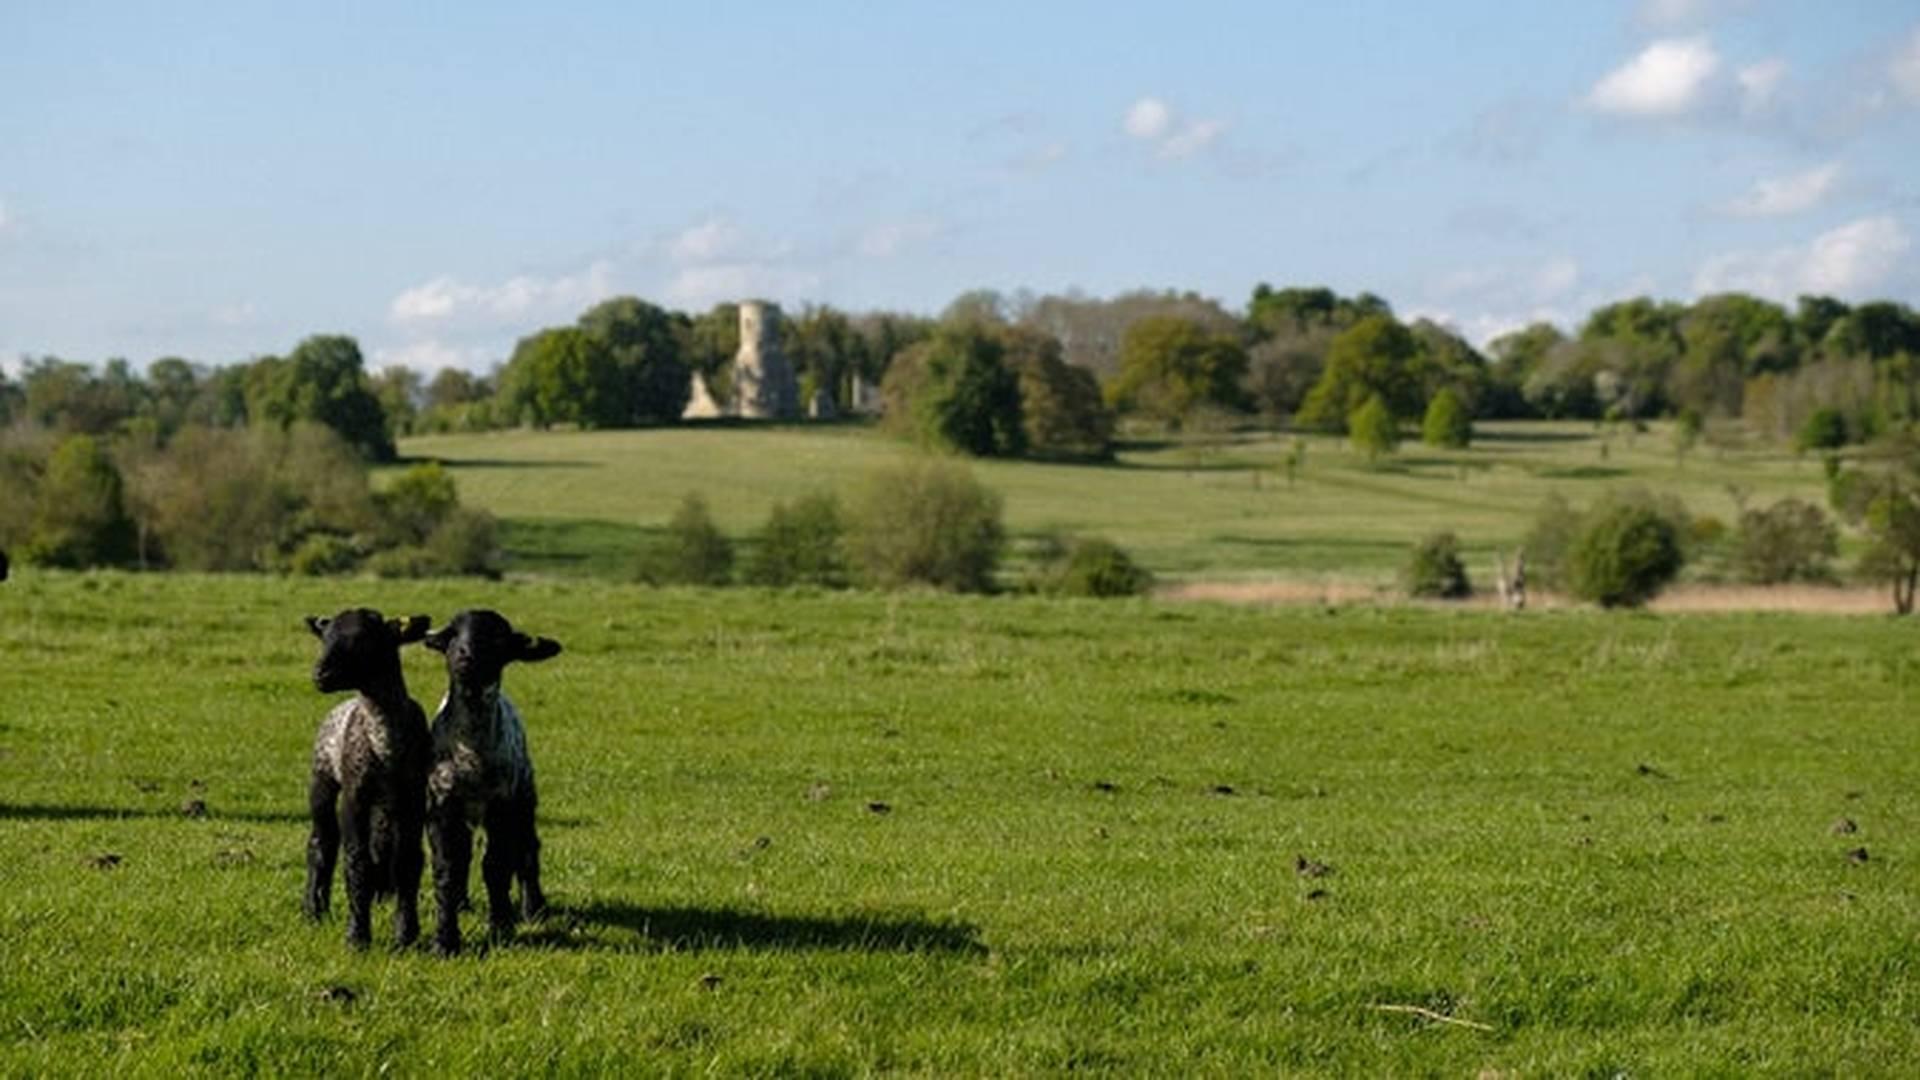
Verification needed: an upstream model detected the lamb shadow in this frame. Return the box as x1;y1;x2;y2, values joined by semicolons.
0;802;310;825
527;900;986;955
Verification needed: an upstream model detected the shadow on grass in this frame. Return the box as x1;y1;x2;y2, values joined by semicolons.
0;802;310;825
526;899;986;955
1536;465;1630;480
405;457;601;470
1475;428;1594;445
0;802;594;829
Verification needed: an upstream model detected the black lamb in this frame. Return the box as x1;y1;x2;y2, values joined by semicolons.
302;608;433;950
422;609;561;955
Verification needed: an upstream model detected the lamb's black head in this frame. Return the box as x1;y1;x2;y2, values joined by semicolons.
422;609;561;686
304;608;431;694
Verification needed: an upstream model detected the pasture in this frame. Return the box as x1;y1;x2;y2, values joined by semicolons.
396;420;1840;585
3;572;1916;1074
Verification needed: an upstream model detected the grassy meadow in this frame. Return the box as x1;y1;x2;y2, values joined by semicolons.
3;572;1917;1075
395;420;1840;586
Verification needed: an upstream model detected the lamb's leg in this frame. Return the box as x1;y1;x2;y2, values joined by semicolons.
304;774;340;920
391;783;425;950
339;795;373;950
481;804;522;940
429;810;472;957
518;807;547;922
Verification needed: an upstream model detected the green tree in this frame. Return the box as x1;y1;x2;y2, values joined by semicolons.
24;434;136;568
1005;326;1113;460
1568;500;1684;608
501;327;621;429
1828;443;1920;613
1348;393;1400;463
244;335;396;461
1105;316;1251;425
577;296;691;425
1421;387;1473;449
1296;314;1420;432
884;325;1026;457
847;458;1004;592
371;366;423;439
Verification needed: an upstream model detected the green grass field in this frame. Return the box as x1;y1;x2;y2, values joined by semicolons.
4;572;1915;1074
396;420;1838;585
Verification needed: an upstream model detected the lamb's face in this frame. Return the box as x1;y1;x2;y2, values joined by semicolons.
423;609;561;687
305;609;430;694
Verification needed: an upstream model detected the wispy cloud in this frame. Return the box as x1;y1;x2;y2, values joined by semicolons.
1893;26;1920;104
1122;96;1228;159
856;219;942;259
1694;215;1910;298
1584;37;1721;117
388;260;616;324
669;217;747;263
1737;58;1787;113
664;264;823;310
371;339;497;373
1718;162;1840;217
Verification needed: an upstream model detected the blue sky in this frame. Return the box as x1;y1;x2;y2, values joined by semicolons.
3;1;1917;375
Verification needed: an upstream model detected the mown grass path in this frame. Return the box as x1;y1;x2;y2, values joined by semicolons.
396;420;1836;583
2;573;1915;1074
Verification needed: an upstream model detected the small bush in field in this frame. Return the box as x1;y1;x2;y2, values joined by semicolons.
638;492;735;586
847;459;1003;593
1404;531;1471;599
1568;500;1684;608
1031;536;1153;597
746;492;848;588
1735;497;1836;584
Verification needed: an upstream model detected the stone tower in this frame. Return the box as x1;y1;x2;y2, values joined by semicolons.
732;300;798;420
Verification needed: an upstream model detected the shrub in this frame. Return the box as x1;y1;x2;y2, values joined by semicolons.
1404;531;1471;598
1735;498;1837;584
1348;393;1399;462
1568;500;1684;608
1796;408;1849;453
638;493;734;586
847;458;1004;592
1521;494;1584;592
1031;536;1153;597
746;492;848;588
377;461;459;545
285;533;362;576
1421;388;1473;449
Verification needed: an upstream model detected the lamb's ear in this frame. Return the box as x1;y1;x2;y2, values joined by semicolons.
304;616;330;639
394;615;432;645
421;624;454;653
516;635;562;663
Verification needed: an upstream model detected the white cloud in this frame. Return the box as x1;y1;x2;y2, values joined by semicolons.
1585;37;1721;116
1718;162;1840;217
669;217;745;263
371;339;495;373
664;264;824;311
857;219;942;259
389;260;616;324
1893;26;1920;104
1693;215;1910;299
1124;97;1172;140
0;199;10;231
210;302;257;327
1159;118;1226;159
1737;58;1787;112
1122;97;1227;160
